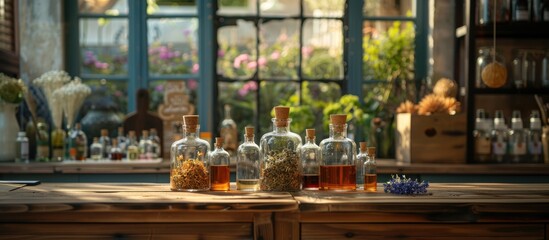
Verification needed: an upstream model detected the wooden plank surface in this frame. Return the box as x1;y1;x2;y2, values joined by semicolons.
0;184;23;192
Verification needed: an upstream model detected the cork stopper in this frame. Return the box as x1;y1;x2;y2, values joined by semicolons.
360;142;367;152
142;130;149;137
215;137;223;147
368;147;376;156
330;114;347;132
101;129;108;136
274;106;290;127
245;126;254;137
306;128;315;139
183;115;199;132
128;130;136;137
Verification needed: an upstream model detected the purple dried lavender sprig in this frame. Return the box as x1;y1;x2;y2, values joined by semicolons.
383;175;429;195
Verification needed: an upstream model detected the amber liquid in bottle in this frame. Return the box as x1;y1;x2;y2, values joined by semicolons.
319;165;356;190
364;173;377;192
302;174;319;190
210;165;230;191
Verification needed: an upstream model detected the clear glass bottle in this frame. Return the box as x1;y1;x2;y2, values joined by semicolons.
236;126;260;191
69;123;88;161
529;110;543;163
509;110;528;163
301;129;320;190
139;130;151;159
149;128;162;159
126;130;139;160
319;114;357;191
210;137;231;191
259;106;302;191
477;47;507;88
51;128;65;162
170;115;210;192
364;147;377;192
16;131;29;163
99;129;111;159
355;142;368;190
512;49;537;89
220;104;238;164
116;127;127;155
35;122;50;162
474;109;492;163
110;139;123;160
492;110;509;163
90;137;103;160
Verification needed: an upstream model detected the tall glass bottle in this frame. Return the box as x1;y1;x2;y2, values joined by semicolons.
99;129;111;159
301;129;320;190
90;137;103;160
149;128;162;159
237;126;260;191
529;110;543;163
210;137;231;191
139;130;151;159
319;114;357;191
259;106;302;191
220;104;238;160
474;109;492;162
110;139;123;160
364;147;377;192
116;127;127;156
170;115;210;192
69;123;88;160
51;128;65;162
15;132;29;163
492;110;509;163
509;110;528;163
356;142;368;190
35;122;50;162
126;130;139;160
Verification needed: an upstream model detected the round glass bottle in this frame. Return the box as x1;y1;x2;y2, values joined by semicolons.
170;115;210;192
210;137;231;191
259;106;302;191
301;129;320;190
319;114;357;191
237;127;260;191
477;47;507;89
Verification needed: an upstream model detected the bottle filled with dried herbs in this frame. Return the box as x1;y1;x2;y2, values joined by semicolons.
319;114;357;191
259;106;302;191
170;115;210;192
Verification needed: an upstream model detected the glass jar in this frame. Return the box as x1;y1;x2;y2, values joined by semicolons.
301;129;320;190
236;127;260;191
477;47;507;88
319;114;357;191
259;106;302;191
512;49;537;89
210;137;230;191
170;115;210;192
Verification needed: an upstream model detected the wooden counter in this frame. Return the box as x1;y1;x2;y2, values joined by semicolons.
1;183;549;239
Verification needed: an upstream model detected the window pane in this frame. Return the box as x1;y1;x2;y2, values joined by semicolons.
78;0;128;15
147;0;197;15
259;19;299;80
363;0;415;17
303;0;345;17
217;19;257;79
298;81;341;138
260;0;299;16
217;81;257;136
80;19;128;76
302;19;343;79
217;0;256;16
148;18;199;76
258;81;297;136
148;80;197;113
362;21;415;81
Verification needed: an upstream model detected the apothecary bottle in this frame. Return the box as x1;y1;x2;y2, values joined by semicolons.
90;137;103;160
319;114;357;191
210;137;230;191
356;142;368;190
259;106;302;191
126;131;139;160
301;129;320;190
170;115;210;192
99;129;111;159
364;147;377;192
512;49;537;89
220;104;238;157
237;127;260;191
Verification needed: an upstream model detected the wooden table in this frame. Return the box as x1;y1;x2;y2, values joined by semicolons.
1;183;549;239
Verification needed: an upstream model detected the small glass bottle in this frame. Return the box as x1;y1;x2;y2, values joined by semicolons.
356;142;368;190
492;110;509;163
364;147;377;192
126;130;139;160
319;114;357;191
51;128;65;162
16;131;29;163
170;115;210;192
69;123;88;161
149;128;162;159
35;122;50;162
210;137;231;191
236;126;260;191
220;104;238;164
90;137;103;160
513;0;531;21
509;110;528;163
139;130;151;159
474;109;492;163
99;129;111;159
529;110;543;163
301;129;321;190
512;49;537;89
116;127;127;155
259;106;302;191
110;139;123;160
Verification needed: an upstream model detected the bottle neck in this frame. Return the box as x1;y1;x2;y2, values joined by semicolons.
305;137;315;144
245;135;254;143
184;125;200;138
329;124;347;138
272;119;291;133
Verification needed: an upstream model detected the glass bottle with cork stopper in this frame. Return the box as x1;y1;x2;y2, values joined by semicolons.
356;141;369;190
99;129;111;159
126;130;139;160
301;128;320;190
210;137;231;191
170;115;210;192
110;139;123;160
259;106;302;191
319;114;357;191
90;137;103;160
237;126;260;191
364;146;377;192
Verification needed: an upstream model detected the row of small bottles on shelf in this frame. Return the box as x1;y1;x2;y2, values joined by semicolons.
473;108;544;163
89;128;162;161
170;106;378;192
478;0;549;24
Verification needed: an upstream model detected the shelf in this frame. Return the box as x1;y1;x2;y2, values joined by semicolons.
472;88;549;95
475;22;549;38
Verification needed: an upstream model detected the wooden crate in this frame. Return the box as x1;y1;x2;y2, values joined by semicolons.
395;113;467;164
